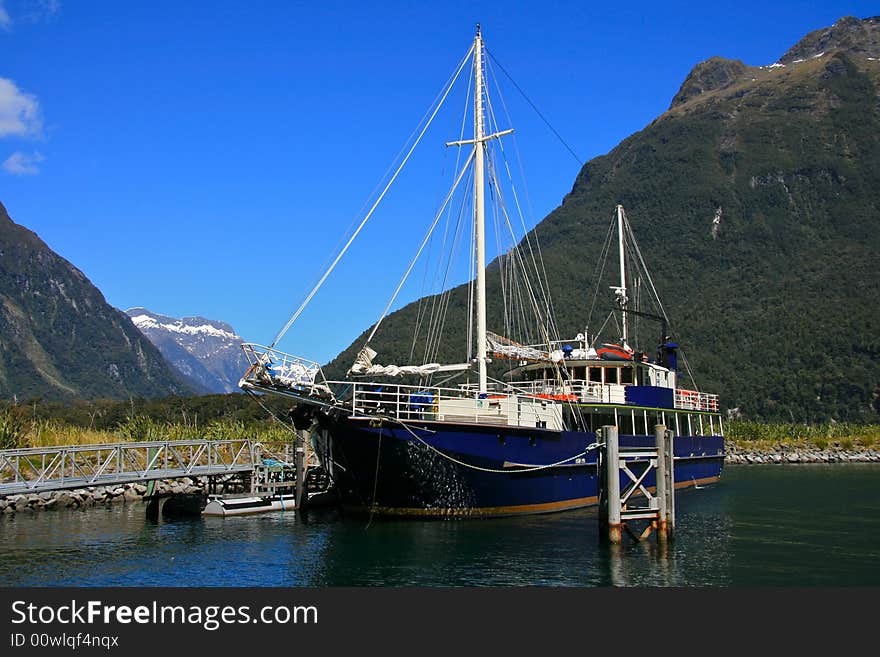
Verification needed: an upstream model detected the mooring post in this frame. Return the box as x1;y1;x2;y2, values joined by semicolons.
663;427;675;539
145;495;169;523
654;424;669;542
145;447;157;497
295;430;307;511
603;425;622;544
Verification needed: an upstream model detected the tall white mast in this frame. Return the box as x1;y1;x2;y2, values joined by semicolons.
616;204;628;347
473;25;488;393
444;26;512;392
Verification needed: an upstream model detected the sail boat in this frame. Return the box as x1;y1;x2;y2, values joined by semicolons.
239;27;724;517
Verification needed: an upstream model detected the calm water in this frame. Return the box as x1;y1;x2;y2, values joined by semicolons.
1;464;878;587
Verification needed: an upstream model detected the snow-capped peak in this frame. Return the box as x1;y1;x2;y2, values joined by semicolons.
125;307;249;394
130;314;239;340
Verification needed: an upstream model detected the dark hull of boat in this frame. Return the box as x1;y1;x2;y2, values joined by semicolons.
324;417;724;517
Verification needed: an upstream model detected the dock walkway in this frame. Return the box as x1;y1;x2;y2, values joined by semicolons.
0;439;259;496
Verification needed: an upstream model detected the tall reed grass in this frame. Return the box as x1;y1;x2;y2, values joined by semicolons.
726;421;880;450
0;409;296;450
4;407;877;453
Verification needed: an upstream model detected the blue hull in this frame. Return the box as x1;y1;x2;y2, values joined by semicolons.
326;418;724;517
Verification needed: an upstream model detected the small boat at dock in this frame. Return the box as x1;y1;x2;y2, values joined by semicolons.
202;493;298;516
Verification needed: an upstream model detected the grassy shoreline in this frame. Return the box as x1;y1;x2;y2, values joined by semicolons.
725;421;880;453
1;405;295;451
3;402;878;455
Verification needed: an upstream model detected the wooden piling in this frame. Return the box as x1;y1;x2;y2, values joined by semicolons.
654;424;668;542
658;425;675;540
295;430;307;513
599;425;623;544
600;424;676;545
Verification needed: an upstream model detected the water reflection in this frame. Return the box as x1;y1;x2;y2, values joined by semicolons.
0;465;877;586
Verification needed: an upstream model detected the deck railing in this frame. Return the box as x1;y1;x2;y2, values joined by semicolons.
348;382;467;421
674;389;719;412
238;344;721;417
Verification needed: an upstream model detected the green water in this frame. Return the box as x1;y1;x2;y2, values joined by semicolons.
0;464;877;586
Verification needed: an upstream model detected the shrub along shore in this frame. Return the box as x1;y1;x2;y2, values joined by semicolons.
723;420;880;463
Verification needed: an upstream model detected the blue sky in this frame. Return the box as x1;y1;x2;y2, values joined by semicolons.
1;1;875;365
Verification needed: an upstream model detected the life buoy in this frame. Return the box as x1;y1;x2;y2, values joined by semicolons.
535;393;578;402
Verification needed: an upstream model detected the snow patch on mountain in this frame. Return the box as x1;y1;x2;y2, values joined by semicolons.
129;314;238;340
125;307;249;394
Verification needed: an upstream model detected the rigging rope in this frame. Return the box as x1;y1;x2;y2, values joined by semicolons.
410;63;475;366
365;425;383;529
385;415;599;474
485;48;584;166
483;62;560;340
621;209;699;389
244;389;298;437
586;219;616;344
364;149;476;345
270;44;474;348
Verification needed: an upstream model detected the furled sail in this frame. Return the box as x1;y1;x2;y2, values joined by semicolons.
487;332;561;364
348;346;470;377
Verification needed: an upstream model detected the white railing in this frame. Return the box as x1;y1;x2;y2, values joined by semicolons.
502;379;625;404
348;382;466;420
0;439;259;495
503;379;720;411
345;381;563;429
240;343;334;400
239;347;721;418
675;389;719;412
344;378;641;425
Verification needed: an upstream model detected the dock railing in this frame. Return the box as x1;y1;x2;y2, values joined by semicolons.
0;439;260;496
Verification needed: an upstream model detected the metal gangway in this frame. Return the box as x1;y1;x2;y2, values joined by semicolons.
0;439;260;496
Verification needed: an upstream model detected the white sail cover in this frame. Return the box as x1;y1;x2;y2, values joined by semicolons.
487;332;560;363
348;346;469;377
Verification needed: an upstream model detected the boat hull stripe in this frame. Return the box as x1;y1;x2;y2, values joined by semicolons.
343;475;720;517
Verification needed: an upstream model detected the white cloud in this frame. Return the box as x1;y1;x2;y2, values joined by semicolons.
0;77;43;138
0;1;11;31
2;150;44;175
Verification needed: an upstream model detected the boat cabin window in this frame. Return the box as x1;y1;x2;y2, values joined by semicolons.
618;412;633;435
527;368;546;381
605;368;618;384
589;367;602;383
589;413;617;432
620;367;634;385
646;411;661;433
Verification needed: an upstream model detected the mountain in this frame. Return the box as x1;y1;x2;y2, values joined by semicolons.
0;202;193;401
126;308;249;394
323;16;880;422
